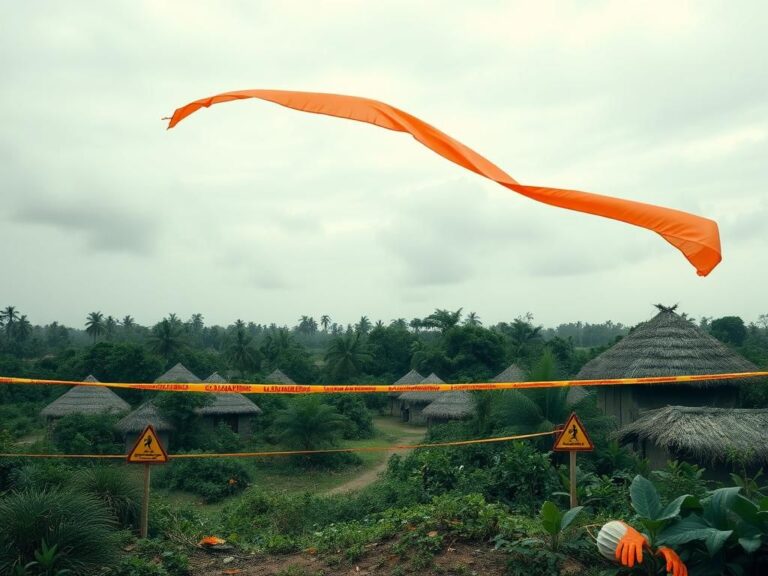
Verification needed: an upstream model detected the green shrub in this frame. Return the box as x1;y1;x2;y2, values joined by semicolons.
52;413;122;454
10;462;73;491
0;487;120;575
155;456;250;503
71;466;142;528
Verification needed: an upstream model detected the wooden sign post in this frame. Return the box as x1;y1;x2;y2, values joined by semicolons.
126;425;169;538
553;412;594;508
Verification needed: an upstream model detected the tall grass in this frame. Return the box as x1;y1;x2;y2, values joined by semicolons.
72;466;142;529
0;487;120;575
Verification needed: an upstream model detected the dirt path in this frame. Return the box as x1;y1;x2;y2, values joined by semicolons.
326;419;425;495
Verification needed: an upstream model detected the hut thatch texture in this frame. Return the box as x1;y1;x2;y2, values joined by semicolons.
265;369;295;384
41;375;130;418
577;306;756;387
388;369;425;415
115;402;173;434
617;406;768;467
155;363;201;383
199;373;261;438
492;364;526;382
422;391;475;421
204;372;227;383
399;373;445;403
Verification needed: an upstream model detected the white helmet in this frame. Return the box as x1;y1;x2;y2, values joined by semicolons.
596;520;628;562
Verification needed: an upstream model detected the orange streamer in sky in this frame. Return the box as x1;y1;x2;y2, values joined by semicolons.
166;90;722;276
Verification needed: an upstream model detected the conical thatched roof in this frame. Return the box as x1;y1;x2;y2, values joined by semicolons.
41;375;130;418
399;373;445;403
577;306;756;387
422;391;476;419
265;369;295;384
617;406;768;465
199;372;262;415
155;363;201;383
115;402;173;434
389;369;424;397
492;364;526;383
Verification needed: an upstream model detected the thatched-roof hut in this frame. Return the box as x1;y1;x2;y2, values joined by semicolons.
399;373;445;425
422;391;475;425
576;305;757;429
41;375;130;422
199;372;262;438
265;369;296;384
617;406;768;473
115;402;173;451
492;364;525;383
388;369;424;416
155;363;201;383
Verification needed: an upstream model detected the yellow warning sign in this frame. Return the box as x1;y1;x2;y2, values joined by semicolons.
553;412;594;452
127;425;169;464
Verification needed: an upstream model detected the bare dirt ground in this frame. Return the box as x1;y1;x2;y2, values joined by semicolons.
325;422;425;495
189;541;509;575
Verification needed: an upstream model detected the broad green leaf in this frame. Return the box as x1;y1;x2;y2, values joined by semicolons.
738;534;762;554
759;496;768;511
630;475;662;520
703;487;741;529
540;501;561;535
731;495;760;526
705;529;733;556
560;506;584;531
658;494;692;521
658;514;711;546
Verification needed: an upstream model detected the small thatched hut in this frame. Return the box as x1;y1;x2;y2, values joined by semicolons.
156;363;201;384
265;369;296;384
422;391;475;426
617;406;768;473
40;375;130;424
115;402;173;452
492;364;526;383
388;369;424;416
399;373;445;425
199;372;262;437
577;305;757;429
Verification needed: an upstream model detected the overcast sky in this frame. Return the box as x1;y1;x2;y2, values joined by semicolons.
1;1;766;330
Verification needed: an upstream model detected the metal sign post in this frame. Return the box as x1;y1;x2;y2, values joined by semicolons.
126;425;169;538
553;412;594;509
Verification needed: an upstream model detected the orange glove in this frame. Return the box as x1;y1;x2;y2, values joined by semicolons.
657;547;687;576
615;522;649;568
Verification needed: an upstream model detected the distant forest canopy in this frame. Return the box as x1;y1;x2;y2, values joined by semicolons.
0;305;766;393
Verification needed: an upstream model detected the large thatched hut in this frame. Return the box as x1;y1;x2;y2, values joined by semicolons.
388;369;424;416
399;373;445;425
199;372;262;437
156;363;201;384
115;402;173;452
40;375;130;424
422;391;475;426
265;369;296;384
617;406;768;473
492;364;526;383
577;305;756;429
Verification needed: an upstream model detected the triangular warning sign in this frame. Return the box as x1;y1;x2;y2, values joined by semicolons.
553;412;594;452
127;425;169;464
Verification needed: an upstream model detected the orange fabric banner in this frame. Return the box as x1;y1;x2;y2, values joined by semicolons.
166;90;722;276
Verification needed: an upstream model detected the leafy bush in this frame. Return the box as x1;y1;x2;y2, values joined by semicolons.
155;456;250;503
71;466;142;528
326;395;374;439
10;462;73;491
0;487;120;575
650;459;709;501
52;413;122;454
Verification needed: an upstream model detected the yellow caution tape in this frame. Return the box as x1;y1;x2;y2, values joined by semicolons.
0;371;766;394
0;430;555;460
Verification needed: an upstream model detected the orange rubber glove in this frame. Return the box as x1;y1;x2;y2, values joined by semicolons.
657;547;688;576
615;522;649;568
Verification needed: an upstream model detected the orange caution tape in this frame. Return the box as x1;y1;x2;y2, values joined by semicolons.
0;430;555;460
1;371;766;394
166;90;722;276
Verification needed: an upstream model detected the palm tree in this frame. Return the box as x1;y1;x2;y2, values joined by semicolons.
104;316;117;341
121;315;135;331
423;308;463;332
226;321;262;376
297;315;317;335
261;328;295;364
409;318;423;334
374;320;385;329
465;312;482;327
0;306;20;337
85;312;105;343
272;397;349;451
320;315;331;332
150;319;185;364
324;332;372;382
13;315;32;344
390;318;408;330
355;316;372;335
190;313;204;332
